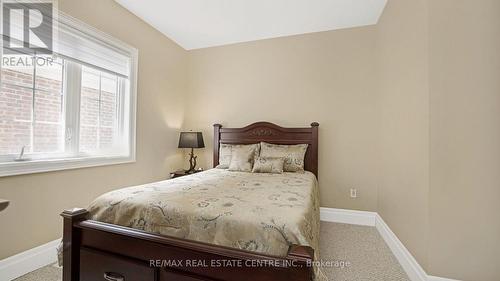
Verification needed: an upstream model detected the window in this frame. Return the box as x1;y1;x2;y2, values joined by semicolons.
0;14;137;176
0;55;65;157
79;66;121;154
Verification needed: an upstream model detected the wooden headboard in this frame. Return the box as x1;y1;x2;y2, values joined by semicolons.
213;122;319;178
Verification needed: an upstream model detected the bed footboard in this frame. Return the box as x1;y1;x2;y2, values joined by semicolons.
61;208;314;281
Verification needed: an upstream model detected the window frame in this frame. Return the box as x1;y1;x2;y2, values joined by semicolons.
0;14;138;177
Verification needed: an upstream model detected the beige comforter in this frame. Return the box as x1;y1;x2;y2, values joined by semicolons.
87;169;325;280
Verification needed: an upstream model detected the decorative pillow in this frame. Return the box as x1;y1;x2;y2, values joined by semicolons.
216;144;233;169
217;143;260;169
259;142;308;172
228;145;258;172
252;157;285;174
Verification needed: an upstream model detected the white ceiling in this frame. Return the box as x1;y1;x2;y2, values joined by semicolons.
115;0;387;50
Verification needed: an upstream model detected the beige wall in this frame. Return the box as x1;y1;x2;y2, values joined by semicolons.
185;27;380;210
0;0;188;259
428;1;500;280
184;0;433;270
375;0;430;270
376;0;500;279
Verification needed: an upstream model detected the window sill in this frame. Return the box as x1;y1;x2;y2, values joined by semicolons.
0;155;136;177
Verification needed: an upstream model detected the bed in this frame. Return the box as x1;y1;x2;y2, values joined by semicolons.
61;121;321;281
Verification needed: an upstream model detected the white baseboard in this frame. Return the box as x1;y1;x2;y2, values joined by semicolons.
428;276;461;281
320;207;376;226
374;215;428;281
319;207;462;281
0;239;59;281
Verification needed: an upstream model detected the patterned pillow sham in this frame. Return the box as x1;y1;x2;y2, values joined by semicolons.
259;142;308;172
217;143;260;169
228;145;259;172
252;157;285;174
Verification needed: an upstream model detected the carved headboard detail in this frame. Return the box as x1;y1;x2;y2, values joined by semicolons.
213;122;319;178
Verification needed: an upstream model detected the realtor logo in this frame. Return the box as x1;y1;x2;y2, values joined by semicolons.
2;1;53;54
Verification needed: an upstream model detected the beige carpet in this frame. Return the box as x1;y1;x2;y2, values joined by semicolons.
14;222;409;281
319;222;409;281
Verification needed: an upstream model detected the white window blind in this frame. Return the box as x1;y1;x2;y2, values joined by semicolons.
55;17;132;77
2;4;131;76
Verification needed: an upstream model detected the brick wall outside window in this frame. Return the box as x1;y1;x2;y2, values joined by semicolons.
79;85;117;153
0;68;117;155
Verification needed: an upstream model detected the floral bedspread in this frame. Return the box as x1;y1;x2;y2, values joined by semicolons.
87;169;325;280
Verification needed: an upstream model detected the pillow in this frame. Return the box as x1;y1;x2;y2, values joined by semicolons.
216;144;233;169
217;143;260;169
259;142;308;172
228;145;258;172
252;157;285;174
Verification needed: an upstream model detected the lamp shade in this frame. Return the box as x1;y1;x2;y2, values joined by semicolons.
178;132;205;148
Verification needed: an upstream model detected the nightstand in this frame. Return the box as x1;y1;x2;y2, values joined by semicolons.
170;169;202;179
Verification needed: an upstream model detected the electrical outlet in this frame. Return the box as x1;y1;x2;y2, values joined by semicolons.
350;188;357;198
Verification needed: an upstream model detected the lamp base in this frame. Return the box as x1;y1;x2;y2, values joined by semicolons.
186;148;197;173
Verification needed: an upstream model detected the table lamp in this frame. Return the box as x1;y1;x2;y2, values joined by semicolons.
178;132;205;173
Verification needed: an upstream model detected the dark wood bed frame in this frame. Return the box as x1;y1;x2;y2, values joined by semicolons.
61;122;319;281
